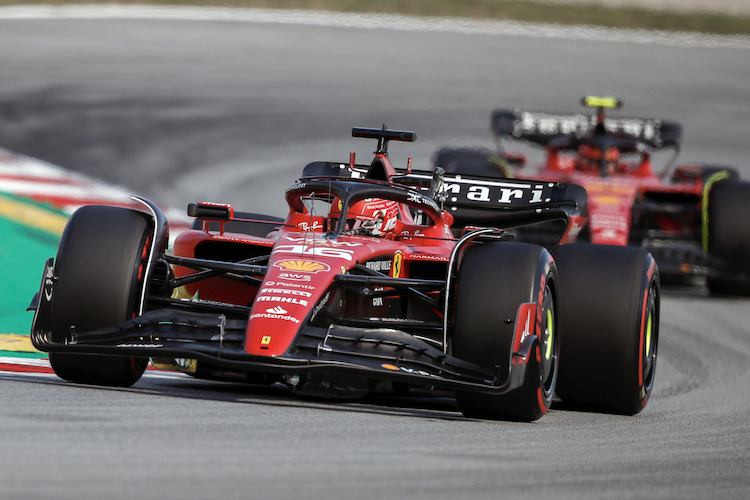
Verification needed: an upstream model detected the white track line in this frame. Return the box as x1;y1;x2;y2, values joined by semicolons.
0;4;748;49
0;147;192;234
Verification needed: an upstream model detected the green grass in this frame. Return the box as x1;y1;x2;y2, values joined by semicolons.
2;0;750;35
0;216;59;336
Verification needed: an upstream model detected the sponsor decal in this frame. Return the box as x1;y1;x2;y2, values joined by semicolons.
403;191;439;212
405;253;448;262
275;244;355;261
519;308;533;344
392;252;403;278
116;343;164;348
567;221;583;239
261;288;312;297
514;111;661;143
256;295;309;306
371;286;385;307
249;305;301;324
310;291;330;322
365;259;391;272
278;272;311;282
399;228;425;239
513;303;537;364
209;234;244;243
592;195;623;206
43;265;54;301
264;280;315;290
283;236;362;247
589;213;629;241
274;259;331;273
585;182;637;195
297;220;324;231
441;179;546;205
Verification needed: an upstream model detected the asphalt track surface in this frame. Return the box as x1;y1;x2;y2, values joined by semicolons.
1;7;750;500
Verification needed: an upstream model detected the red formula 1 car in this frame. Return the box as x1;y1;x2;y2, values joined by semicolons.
434;97;750;294
29;126;659;421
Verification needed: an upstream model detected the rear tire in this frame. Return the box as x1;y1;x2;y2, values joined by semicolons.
706;180;750;295
49;205;153;387
554;244;659;415
453;242;558;421
432;147;511;178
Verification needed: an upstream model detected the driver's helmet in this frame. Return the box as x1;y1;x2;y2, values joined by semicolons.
328;198;399;237
577;144;620;174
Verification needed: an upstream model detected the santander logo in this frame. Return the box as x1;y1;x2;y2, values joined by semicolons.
249;306;300;324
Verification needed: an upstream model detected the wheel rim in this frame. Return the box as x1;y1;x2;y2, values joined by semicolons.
540;286;558;396
642;282;658;393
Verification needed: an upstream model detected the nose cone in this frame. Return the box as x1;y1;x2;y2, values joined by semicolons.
244;256;336;356
584;180;638;246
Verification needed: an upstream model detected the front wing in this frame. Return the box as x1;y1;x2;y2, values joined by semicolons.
31;278;536;396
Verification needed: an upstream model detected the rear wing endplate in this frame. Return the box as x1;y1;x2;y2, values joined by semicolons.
491;109;682;149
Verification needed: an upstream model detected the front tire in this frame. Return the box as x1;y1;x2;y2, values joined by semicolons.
452;242;558;421
554;244;659;415
49;205;154;387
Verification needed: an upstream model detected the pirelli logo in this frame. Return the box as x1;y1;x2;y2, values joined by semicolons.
440;177;552;206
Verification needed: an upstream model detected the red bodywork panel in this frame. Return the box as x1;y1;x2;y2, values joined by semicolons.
521;157;703;246
174;208;455;357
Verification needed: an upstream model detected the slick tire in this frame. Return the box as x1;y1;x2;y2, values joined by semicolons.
706;180;750;295
553;244;659;415
453;242;558;421
432;147;510;178
49;205;152;387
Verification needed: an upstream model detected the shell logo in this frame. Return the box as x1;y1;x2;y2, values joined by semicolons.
591;195;622;206
274;259;331;273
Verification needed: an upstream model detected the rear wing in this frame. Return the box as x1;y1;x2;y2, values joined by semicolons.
491;109;682;150
395;170;582;212
393;169;586;244
301;163;586;220
299;162;586;246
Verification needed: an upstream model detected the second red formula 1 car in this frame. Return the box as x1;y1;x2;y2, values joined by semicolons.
29;126;659;421
434;97;750;294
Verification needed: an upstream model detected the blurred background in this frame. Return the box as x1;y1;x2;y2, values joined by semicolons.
1;0;748;216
